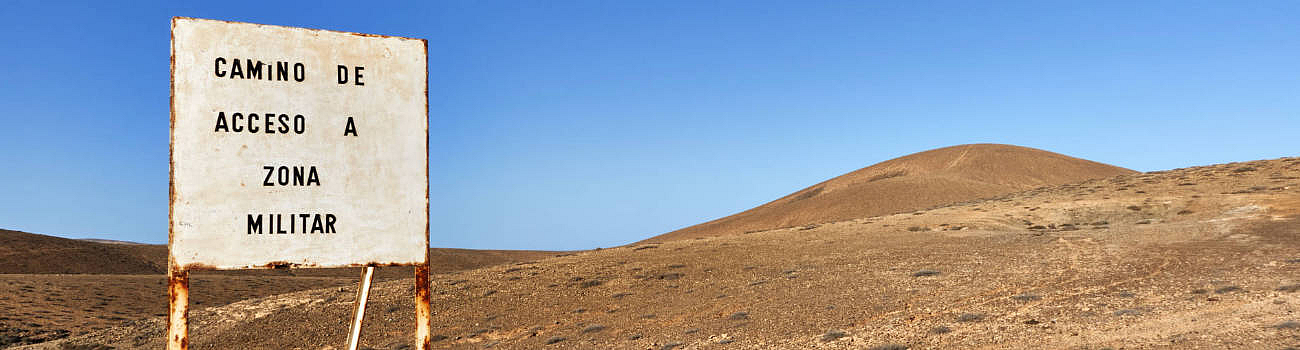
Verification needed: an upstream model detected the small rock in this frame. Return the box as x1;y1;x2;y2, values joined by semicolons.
1113;309;1141;316
1011;294;1041;301
1214;286;1242;294
821;329;848;342
911;269;941;277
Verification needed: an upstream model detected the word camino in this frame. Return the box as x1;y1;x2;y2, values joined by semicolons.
214;57;305;82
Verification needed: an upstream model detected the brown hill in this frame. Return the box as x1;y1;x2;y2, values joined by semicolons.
0;229;166;274
645;143;1135;243
0;229;558;277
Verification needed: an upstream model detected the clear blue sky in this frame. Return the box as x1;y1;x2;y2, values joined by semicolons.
1;1;1297;250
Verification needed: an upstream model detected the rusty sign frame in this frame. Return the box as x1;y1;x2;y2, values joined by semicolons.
168;17;432;350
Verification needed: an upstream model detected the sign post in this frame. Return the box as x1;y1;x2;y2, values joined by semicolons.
169;17;430;349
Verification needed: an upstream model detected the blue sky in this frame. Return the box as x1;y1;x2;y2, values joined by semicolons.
1;1;1297;250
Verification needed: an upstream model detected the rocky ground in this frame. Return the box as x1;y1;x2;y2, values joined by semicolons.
0;249;557;348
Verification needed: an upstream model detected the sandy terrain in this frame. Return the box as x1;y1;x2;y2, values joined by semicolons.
8;148;1300;349
0;239;556;348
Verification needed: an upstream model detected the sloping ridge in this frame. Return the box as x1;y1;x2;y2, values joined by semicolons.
0;229;166;274
0;228;560;277
644;144;1135;243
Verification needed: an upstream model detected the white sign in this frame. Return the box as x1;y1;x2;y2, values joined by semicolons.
170;18;428;270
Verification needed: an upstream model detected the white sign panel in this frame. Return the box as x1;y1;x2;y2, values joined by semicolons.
170;18;427;269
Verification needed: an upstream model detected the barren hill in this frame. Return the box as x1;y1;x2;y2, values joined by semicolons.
647;144;1136;243
40;156;1300;349
0;229;556;277
0;229;165;274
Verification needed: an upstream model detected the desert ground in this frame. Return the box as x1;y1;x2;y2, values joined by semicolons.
0;231;555;348
6;145;1300;349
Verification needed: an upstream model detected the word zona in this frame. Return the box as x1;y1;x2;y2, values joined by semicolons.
263;166;320;186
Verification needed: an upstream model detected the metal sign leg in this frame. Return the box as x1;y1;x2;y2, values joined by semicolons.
415;263;432;350
167;268;190;350
346;266;376;350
